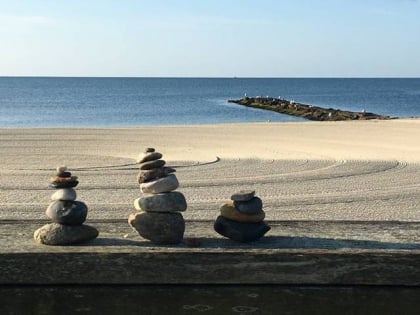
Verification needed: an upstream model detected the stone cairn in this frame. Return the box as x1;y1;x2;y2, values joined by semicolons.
128;148;187;244
34;166;99;245
214;190;270;242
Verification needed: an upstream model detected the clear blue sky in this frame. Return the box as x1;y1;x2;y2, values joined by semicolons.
1;0;419;77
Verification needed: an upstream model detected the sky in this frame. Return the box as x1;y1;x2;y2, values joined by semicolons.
0;0;419;77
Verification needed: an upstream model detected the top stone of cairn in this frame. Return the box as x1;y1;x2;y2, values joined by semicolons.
230;190;256;202
136;148;163;164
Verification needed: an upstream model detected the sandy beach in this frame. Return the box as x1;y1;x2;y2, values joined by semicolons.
1;119;420;222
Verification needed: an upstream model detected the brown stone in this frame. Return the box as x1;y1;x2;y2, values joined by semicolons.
137;167;176;184
220;201;265;223
139;159;166;170
136;152;163;164
50;175;78;183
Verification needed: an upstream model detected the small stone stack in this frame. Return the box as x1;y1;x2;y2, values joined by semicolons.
128;148;187;244
34;166;98;245
214;190;270;242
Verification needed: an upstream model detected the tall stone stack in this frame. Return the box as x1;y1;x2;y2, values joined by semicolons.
34;166;99;245
214;190;270;242
128;148;187;244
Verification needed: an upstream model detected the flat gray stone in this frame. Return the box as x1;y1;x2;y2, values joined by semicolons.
139;159;166;170
128;212;185;244
50;188;77;201
137;167;176;184
136;152;163;164
230;190;255;202
214;216;270;243
33;223;99;245
134;192;187;212
234;197;263;214
46;200;88;225
140;174;179;194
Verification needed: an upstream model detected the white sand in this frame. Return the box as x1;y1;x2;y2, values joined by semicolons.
1;119;420;221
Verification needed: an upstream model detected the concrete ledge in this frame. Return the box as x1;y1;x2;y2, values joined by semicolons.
1;220;420;285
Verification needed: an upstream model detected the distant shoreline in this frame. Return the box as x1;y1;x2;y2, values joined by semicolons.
229;97;393;121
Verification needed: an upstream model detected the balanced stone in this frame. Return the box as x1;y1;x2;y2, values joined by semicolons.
51;188;77;201
49;181;79;189
214;216;270;242
231;190;255;202
137;151;163;164
134;192;187;212
220;202;265;223
139;159;166;170
128;212;185;244
56;171;72;178
49;180;79;189
56;166;67;173
145;148;155;153
49;175;79;189
34;223;99;245
46;200;88;225
140;174;179;194
137;167;176;184
51;175;78;183
234;197;263;214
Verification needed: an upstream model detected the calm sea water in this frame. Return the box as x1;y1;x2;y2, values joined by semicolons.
0;77;419;127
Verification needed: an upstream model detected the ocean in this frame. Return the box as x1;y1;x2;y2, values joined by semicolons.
0;77;419;127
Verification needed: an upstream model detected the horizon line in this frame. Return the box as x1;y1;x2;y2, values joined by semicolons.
1;75;420;79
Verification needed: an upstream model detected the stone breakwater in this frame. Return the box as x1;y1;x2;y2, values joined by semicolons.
128;148;187;244
228;97;392;121
34;166;99;245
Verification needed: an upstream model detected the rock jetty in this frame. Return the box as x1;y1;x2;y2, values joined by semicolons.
34;166;99;245
228;97;391;121
214;190;270;242
128;148;187;244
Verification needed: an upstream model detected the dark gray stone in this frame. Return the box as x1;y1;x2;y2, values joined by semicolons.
46;200;88;225
137;152;163;164
33;223;99;245
139;159;166;170
234;197;263;214
56;171;72;178
49;181;79;189
134;192;187;212
230;190;255;202
214;216;270;242
145;148;155;153
128;212;185;244
137;167;176;184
